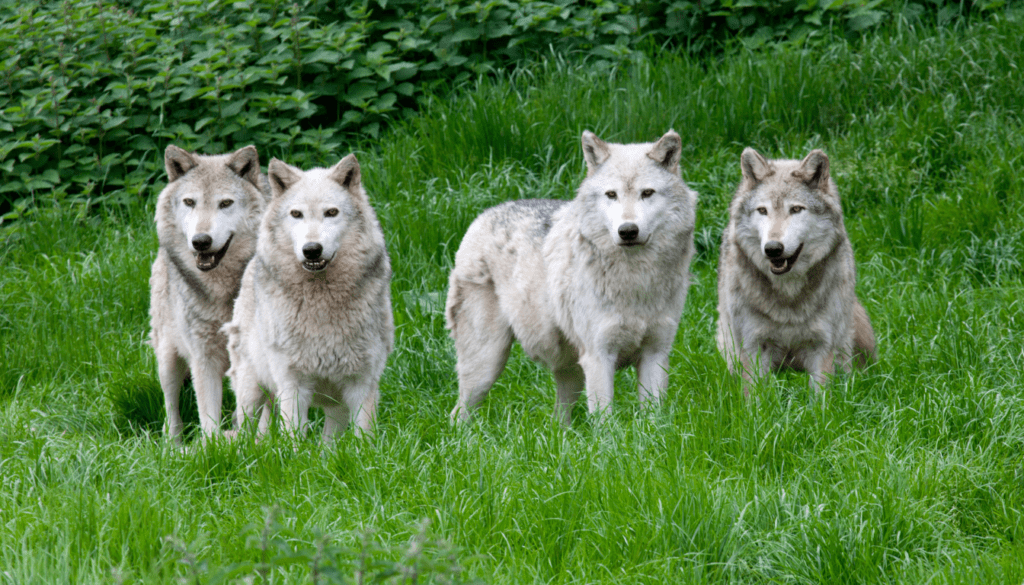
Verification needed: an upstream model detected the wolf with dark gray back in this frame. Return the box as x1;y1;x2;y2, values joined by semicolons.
446;130;698;423
716;148;876;393
149;145;270;440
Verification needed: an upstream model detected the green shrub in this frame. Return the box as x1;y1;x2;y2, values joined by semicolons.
0;0;1002;220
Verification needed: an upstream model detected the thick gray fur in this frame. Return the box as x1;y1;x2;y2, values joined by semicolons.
149;144;270;440
447;130;698;423
716;147;876;393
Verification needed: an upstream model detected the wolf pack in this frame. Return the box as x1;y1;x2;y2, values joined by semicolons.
149;130;876;443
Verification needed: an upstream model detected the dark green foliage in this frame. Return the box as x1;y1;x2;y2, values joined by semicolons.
0;0;1002;218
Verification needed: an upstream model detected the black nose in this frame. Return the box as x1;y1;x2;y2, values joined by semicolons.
618;223;639;241
764;241;785;258
302;242;323;260
192;233;213;251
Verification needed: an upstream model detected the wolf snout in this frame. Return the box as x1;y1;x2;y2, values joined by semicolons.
764;241;785;258
192;233;213;251
302;242;324;260
618;223;640;242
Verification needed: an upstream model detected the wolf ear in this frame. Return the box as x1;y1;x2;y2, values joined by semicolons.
165;145;197;182
648;130;682;175
740;148;772;183
794;149;830;190
226;145;261;188
328;154;361;191
268;158;303;198
581;131;611;175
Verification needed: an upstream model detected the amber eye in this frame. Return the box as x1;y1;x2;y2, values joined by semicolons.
605;190;617;200
324;208;339;218
290;210;303;218
756;207;767;216
183;198;195;208
219;199;234;209
790;205;805;214
641;189;655;199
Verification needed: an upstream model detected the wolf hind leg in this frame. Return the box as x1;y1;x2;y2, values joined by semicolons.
157;346;188;442
552;365;584;425
447;280;513;423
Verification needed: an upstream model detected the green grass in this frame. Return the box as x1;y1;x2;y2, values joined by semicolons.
2;15;1024;584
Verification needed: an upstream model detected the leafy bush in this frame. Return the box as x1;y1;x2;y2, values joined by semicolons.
0;0;1002;219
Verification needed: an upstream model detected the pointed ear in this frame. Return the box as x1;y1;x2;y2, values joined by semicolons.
226;145;261;188
165;145;197;182
647;130;682;175
581;131;611;175
740;147;772;183
267;158;303;198
328;154;361;191
793;149;830;190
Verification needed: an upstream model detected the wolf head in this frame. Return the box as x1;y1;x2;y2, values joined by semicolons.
731;148;845;278
576;130;698;250
264;155;371;273
160;144;267;272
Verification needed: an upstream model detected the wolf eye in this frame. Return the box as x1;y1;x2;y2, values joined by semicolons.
324;208;339;218
790;205;805;214
290;210;303;218
641;189;655;199
756;207;767;215
605;190;617;200
183;198;195;208
219;200;234;209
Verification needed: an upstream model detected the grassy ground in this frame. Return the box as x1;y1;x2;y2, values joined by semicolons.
2;16;1024;584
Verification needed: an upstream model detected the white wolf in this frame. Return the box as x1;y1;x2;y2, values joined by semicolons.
716;148;876;391
224;154;393;441
446;130;698;423
149;144;269;440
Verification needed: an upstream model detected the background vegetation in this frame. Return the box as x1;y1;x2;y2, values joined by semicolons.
2;1;1024;583
0;0;1004;219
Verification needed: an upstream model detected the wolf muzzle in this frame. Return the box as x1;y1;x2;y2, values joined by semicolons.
764;241;803;275
301;242;329;272
193;233;232;272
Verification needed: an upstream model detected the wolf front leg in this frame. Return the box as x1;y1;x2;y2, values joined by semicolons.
636;346;671;407
157;346;188;441
275;376;313;438
806;350;836;395
190;354;227;437
227;356;266;438
579;350;616;419
352;380;379;439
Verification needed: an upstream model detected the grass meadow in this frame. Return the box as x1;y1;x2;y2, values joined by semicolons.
2;16;1024;584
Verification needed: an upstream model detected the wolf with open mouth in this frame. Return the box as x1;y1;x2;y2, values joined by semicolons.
149;144;270;440
716;148;876;393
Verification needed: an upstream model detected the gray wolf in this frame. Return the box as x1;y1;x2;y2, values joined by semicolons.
149;144;269;440
446;130;698;423
716;148;876;392
224;154;393;441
